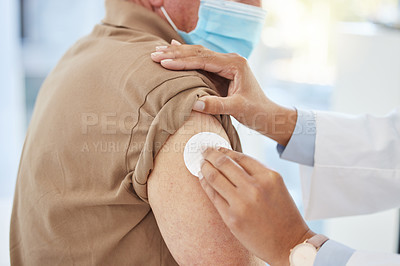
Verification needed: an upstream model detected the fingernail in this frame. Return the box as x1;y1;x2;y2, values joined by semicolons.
171;39;182;45
151;51;164;57
156;46;168;51
161;59;174;64
193;101;205;111
198;171;204;180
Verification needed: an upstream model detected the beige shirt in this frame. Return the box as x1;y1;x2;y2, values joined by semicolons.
10;0;241;265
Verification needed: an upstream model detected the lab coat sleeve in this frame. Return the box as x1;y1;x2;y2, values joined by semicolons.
346;250;400;266
300;108;400;220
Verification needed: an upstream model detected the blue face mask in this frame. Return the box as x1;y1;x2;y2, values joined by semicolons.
161;0;267;58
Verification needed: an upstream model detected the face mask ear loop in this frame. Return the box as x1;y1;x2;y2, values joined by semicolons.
160;7;179;32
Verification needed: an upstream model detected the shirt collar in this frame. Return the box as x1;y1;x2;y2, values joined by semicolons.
102;0;184;43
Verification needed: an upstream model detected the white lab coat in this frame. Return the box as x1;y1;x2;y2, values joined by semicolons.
299;108;400;265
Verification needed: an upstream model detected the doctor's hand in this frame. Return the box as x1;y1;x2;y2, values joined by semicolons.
200;147;315;266
151;41;297;146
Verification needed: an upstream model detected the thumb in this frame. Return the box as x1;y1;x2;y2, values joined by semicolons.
193;96;235;115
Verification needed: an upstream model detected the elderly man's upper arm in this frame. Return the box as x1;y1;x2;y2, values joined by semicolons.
148;111;263;265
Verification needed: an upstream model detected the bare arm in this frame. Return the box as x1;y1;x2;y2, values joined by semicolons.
148;111;263;265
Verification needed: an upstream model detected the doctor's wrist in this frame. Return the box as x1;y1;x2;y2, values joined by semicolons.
272;229;316;266
256;103;297;147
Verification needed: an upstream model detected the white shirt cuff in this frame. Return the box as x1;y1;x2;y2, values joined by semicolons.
314;240;355;266
277;109;316;166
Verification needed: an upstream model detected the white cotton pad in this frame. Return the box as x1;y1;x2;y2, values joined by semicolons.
184;132;232;178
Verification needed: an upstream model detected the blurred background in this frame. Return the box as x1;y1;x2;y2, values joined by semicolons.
0;0;399;264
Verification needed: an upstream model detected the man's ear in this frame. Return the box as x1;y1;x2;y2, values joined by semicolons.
149;0;164;8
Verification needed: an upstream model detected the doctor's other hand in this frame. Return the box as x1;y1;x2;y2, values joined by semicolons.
151;41;297;146
200;147;315;266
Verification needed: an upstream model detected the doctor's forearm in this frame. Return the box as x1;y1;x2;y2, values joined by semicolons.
255;103;297;146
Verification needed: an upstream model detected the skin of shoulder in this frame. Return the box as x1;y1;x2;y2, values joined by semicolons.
148;111;264;265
